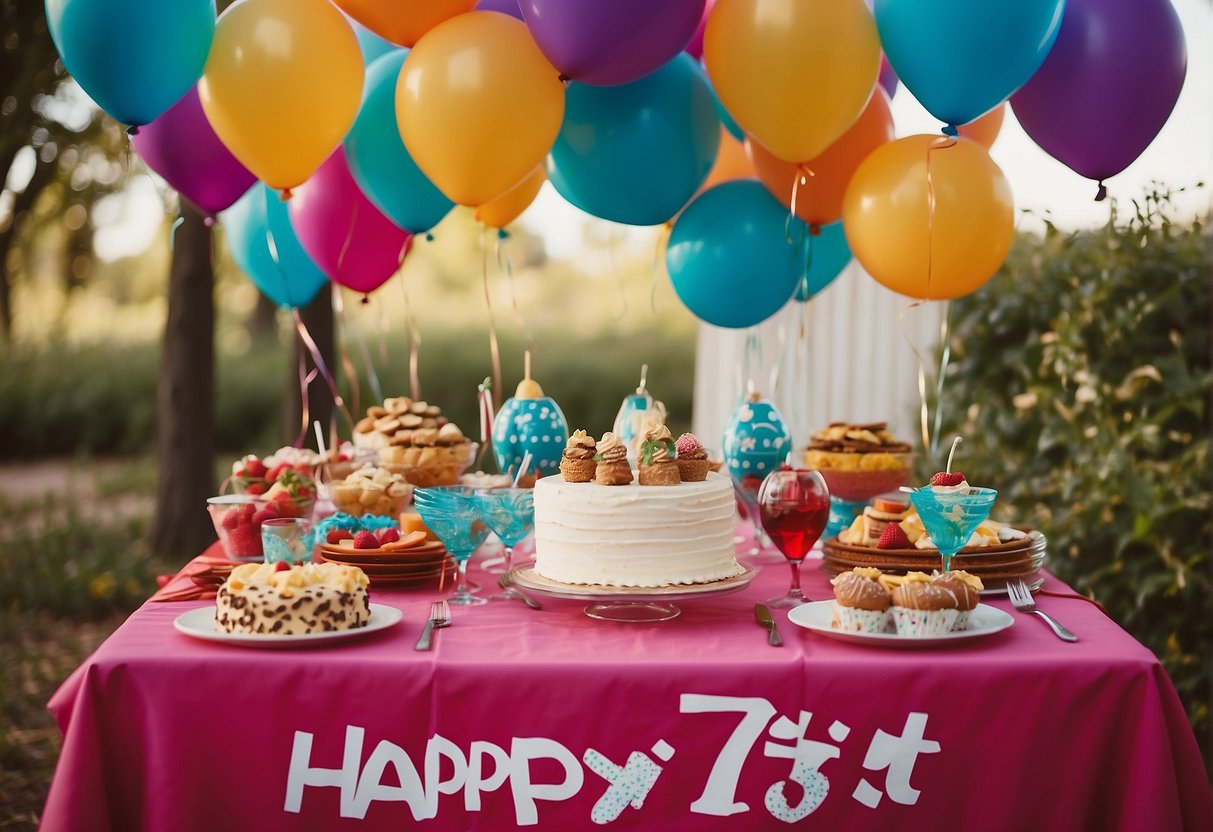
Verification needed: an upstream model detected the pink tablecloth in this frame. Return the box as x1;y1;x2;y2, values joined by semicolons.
43;545;1211;831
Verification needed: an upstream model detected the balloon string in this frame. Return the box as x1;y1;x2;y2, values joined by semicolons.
495;233;536;359
292;308;353;430
336;198;358;277
293;349;319;449
785;164;815;244
475;376;496;472
332;284;362;419
397;271;422;401
355;318;383;404
799;227;815;301
769;322;787;404
930;301;953;461
481;227;503;411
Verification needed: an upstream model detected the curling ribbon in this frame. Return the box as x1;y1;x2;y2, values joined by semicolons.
293;348;319;449
495;233;537;360
475;376;496;472
480;227;503;412
784;164;814;244
292;308;354;430
331;284;362;419
650;221;673;315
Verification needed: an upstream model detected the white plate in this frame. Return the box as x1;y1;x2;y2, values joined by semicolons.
787;601;1013;648
173;603;403;648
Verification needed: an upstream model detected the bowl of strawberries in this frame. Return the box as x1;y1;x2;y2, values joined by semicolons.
211;455;320;561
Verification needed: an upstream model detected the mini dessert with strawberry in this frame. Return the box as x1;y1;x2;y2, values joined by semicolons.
559;430;598;483
674;433;711;482
830;567;892;633
594;432;633;486
638;425;679;486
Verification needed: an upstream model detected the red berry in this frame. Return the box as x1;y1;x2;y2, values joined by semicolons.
877;523;913;550
274;560;291;572
929;471;966;487
239;503;256;523
326;529;354;544
252;508;276;527
221;508;240;530
245;458;268;478
265;464;292;483
353;530;379;550
378;528;401;545
225;526;260;556
273;498;302;519
244;481;268;496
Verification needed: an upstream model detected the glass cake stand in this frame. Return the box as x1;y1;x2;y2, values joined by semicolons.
506;565;760;622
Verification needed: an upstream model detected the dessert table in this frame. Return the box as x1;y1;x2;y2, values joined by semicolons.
43;542;1211;831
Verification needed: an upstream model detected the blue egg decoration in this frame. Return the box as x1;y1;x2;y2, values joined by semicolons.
492;374;568;478
722;392;792;483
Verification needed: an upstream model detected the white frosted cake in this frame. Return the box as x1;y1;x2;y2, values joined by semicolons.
532;471;743;587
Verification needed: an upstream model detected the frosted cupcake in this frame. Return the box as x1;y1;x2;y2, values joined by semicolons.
889;572;959;636
830;567;892;633
559;430;597;483
932;570;984;630
638;425;680;486
674;433;711;482
594;432;633;486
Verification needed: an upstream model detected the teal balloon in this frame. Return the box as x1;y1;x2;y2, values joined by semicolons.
793;221;851;302
667;180;802;329
46;0;215;127
875;0;1064;128
223;184;329;309
492;397;569;477
344;51;454;234
548;54;720;227
708;78;744;141
351;19;395;65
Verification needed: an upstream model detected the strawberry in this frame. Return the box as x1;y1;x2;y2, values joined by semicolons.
353;530;380;550
271;493;302;518
221;508;241;530
226;526;260;556
378;528;401;546
877;523;913;550
244;481;268;496
274;560;291;572
252;502;281;526
239;503;256;523
244;457;268;479
326;528;354;544
929;471;966;487
265;463;292;484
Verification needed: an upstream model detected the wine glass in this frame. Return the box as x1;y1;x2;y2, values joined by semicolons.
471;487;535;601
413;486;491;606
909;487;998;573
733;473;780;562
757;469;831;608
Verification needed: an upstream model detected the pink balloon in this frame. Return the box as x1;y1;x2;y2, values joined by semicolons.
288;148;413;296
684;0;713;60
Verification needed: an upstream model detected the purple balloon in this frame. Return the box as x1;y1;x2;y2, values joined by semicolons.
684;0;713;60
475;0;523;19
130;86;255;216
520;0;705;87
1011;0;1187;198
288;148;413;296
878;54;899;99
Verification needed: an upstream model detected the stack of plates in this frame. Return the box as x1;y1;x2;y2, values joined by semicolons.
822;531;1047;592
318;538;455;588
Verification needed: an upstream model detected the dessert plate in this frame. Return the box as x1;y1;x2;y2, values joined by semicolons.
173;603;403;648
787;601;1014;648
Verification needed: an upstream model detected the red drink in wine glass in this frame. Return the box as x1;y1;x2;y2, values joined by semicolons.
758;469;831;607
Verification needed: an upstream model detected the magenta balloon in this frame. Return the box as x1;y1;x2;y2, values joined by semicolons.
288;148;413;296
684;0;713;60
474;0;522;19
130;86;255;216
520;0;705;86
878;54;899;98
1011;0;1187;194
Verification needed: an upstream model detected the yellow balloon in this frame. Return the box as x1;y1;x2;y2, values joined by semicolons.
333;0;475;47
842;135;1015;300
704;0;880;163
397;12;565;207
475;166;546;229
200;0;363;193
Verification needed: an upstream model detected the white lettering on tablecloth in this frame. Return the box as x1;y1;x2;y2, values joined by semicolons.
282;697;940;825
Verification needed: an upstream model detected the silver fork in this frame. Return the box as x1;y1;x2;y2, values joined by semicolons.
414;600;451;651
1007;580;1077;642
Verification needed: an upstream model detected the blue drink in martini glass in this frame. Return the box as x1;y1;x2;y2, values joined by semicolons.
909;486;998;573
414;486;492;606
472;487;535;601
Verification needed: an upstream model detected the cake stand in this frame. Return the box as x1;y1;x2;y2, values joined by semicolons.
506;566;760;622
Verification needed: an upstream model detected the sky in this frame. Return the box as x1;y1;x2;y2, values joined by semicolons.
94;0;1211;263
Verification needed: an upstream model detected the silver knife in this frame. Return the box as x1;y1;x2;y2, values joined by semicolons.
754;604;783;647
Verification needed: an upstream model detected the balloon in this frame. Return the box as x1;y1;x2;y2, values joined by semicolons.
704;0;880;163
288;148;413;296
685;0;714;60
842;136;1014;301
130;86;255;216
707;78;744;142
700;128;752;192
520;0;705;87
1011;0;1187;197
666;180;804;328
397;12;565;207
878;55;899;99
874;0;1064;128
793;222;852;302
332;0;475;47
958;104;1006;150
475;166;546;228
548;54;720;226
200;0;363;193
350;18;395;65
223;184;330;309
45;0;214;126
747;89;894;228
345;51;454;234
475;0;522;18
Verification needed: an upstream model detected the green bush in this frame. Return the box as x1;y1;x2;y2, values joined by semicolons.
941;192;1210;760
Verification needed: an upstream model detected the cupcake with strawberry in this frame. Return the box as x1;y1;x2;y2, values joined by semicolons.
674;433;711;482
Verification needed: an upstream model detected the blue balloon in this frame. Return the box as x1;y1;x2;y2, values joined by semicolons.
707;78;745;142
875;0;1064;128
344;51;454;234
46;0;215;127
223;184;329;309
666;180;803;329
548;54;720;227
793;221;852;302
351;19;395;65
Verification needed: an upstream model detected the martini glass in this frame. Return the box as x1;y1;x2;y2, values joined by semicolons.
908;487;999;573
414;486;491;606
472;487;535;601
757;469;831;608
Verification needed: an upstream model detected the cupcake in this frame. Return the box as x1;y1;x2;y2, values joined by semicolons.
830;567;891;633
559;429;597;483
594;432;633;486
932;570;984;630
638;426;680;486
674;433;711;482
889;572;959;636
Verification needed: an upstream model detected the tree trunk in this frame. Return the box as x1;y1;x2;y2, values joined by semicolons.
151;205;216;558
283;288;336;450
248;290;278;340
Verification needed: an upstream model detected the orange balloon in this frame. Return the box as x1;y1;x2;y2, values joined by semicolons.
475;166;546;228
700;127;754;192
397;12;565;207
842;135;1014;300
748;89;894;228
958;104;1006;150
332;0;475;47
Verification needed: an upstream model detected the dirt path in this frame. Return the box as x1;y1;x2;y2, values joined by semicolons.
0;458;154;520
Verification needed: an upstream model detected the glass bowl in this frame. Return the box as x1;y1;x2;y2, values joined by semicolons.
206;495;263;562
378;441;479;488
